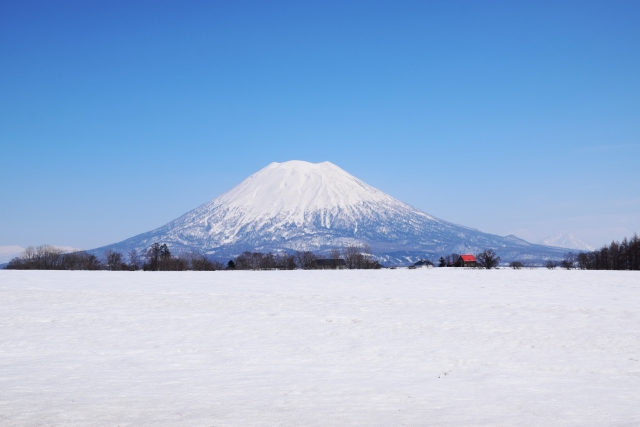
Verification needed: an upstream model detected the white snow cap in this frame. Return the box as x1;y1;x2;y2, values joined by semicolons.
161;159;435;247
212;160;407;219
538;232;595;251
0;246;25;264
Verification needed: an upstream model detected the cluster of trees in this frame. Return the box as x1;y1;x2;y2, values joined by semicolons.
14;237;637;272
544;253;577;270
341;245;382;269
575;234;640;270
539;234;640;271
5;245;102;270
4;243;383;271
141;243;224;271
4;244;224;271
229;245;381;270
437;244;629;271
233;251;297;270
103;248;139;270
507;261;539;269
438;253;460;267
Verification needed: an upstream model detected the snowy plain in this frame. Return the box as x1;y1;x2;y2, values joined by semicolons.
1;269;639;426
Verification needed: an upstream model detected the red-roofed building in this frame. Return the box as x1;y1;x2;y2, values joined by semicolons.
456;254;477;267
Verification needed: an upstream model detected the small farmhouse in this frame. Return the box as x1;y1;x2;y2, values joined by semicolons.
311;259;347;270
456;254;477;267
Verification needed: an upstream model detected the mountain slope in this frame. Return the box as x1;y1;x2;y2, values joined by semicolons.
92;161;566;263
0;246;25;264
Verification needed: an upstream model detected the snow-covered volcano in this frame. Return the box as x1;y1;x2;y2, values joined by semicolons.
538;232;595;251
93;161;566;263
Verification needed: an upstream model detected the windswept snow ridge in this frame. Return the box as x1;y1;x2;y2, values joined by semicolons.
93;161;566;263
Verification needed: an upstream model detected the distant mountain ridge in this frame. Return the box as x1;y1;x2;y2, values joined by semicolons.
0;246;25;264
0;245;80;264
92;161;567;264
537;233;595;251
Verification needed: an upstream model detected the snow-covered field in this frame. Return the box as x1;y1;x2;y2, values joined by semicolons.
1;269;639;426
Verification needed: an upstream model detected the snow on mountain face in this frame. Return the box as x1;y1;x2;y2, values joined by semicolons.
538;233;595;251
0;246;25;264
94;161;567;263
215;161;420;221
169;161;436;247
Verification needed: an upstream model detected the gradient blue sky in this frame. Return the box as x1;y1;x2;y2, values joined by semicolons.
1;0;639;250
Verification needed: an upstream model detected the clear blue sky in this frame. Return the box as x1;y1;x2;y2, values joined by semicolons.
1;0;639;250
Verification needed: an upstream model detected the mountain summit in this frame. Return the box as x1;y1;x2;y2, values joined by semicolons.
537;233;595;251
94;160;566;263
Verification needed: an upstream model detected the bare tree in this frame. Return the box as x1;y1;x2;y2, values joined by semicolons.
104;249;123;271
476;249;501;269
144;243;173;271
560;252;576;270
6;246;101;270
161;255;188;271
235;251;260;270
61;251;102;270
160;244;171;261
342;244;381;269
145;243;162;271
275;253;297;270
234;252;250;270
342;245;361;269
185;251;222;271
509;261;523;270
128;249;141;270
329;248;341;259
13;245;65;269
295;251;317;269
444;253;460;266
41;245;66;269
545;260;557;269
231;251;296;270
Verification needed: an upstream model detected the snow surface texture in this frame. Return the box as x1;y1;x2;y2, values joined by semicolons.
1;270;639;426
538;232;596;251
94;161;566;263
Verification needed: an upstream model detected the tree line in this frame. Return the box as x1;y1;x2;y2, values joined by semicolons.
4;244;224;271
574;233;640;270
4;243;382;271
140;243;224;271
538;234;639;270
10;236;636;271
4;245;103;270
230;244;381;270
